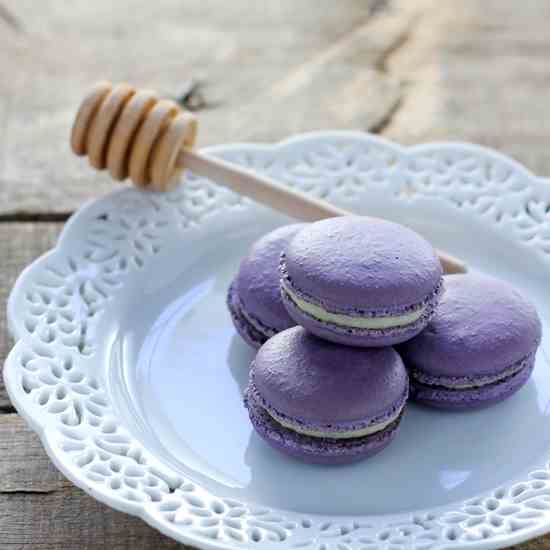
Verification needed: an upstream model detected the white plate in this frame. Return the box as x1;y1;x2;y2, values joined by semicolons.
5;132;550;550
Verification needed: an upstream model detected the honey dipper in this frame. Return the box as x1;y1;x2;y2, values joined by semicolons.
71;81;466;274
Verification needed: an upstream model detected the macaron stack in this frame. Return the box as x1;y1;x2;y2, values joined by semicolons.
229;216;542;465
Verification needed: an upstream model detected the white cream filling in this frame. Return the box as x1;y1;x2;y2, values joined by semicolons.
267;404;404;440
283;285;425;330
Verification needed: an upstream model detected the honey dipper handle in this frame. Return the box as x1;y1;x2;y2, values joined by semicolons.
179;149;349;222
69;81;466;274
178;149;466;274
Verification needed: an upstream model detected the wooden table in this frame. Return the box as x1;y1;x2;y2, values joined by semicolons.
0;0;548;547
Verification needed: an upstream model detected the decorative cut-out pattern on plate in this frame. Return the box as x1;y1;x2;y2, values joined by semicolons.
5;132;550;549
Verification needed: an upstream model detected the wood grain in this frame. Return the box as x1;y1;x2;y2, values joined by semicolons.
0;416;181;549
0;413;70;493
0;0;415;216
385;0;550;178
0;223;63;410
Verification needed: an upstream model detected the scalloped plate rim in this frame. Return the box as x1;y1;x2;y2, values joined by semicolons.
4;130;550;550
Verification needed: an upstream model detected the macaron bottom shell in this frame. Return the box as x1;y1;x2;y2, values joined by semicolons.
280;281;443;348
227;281;266;349
410;352;536;410
245;389;403;465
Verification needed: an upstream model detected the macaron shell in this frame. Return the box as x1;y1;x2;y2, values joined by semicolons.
281;282;442;348
398;274;542;378
283;217;443;313
246;390;402;464
410;352;536;410
235;224;305;333
227;280;266;349
252;326;408;424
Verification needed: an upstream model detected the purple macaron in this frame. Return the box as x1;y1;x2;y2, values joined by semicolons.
398;274;542;410
280;216;443;347
245;326;409;464
228;224;305;348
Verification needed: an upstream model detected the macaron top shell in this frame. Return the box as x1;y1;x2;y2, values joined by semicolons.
399;274;542;378
236;224;305;332
252;326;408;424
282;217;443;313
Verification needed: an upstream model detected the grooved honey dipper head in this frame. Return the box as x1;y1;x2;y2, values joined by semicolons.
71;81;198;190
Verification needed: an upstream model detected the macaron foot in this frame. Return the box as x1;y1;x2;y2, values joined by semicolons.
245;326;409;464
245;389;403;465
410;352;536;411
227;281;267;349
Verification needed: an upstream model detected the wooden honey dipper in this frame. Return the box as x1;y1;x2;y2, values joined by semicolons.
71;81;466;274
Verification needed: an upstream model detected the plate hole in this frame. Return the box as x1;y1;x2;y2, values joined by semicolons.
511;484;527;498
48;401;67;414
249;528;262;542
445;528;460;541
481;527;492;539
159;501;180;512
124;465;143;478
211;501;224;514
124;478;138;489
145;476;158;487
490;516;503;528
185;494;205;508
144;487;163;502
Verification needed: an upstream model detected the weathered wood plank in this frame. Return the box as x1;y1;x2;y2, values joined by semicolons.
0;223;63;410
384;0;550;177
512;535;550;550
0;0;419;216
0;416;181;549
0;413;69;492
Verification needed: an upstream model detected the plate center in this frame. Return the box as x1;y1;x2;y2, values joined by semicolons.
116;225;550;516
